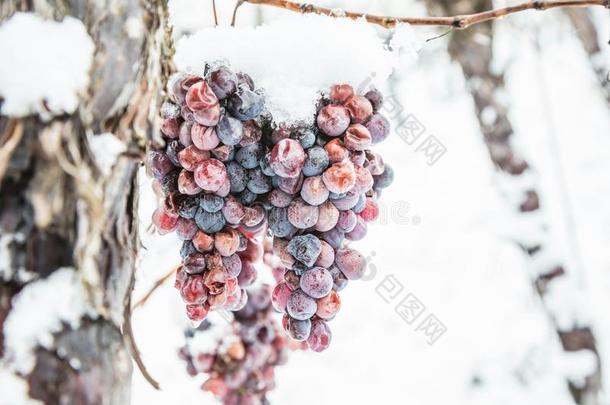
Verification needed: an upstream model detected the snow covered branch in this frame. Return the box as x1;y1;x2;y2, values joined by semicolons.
236;0;609;29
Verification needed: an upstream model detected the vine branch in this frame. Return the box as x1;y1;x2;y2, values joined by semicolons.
234;0;609;29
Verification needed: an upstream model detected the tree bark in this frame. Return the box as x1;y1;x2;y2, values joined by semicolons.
0;1;172;403
423;1;602;404
565;8;610;105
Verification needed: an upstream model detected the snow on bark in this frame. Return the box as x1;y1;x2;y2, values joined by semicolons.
0;0;174;402
3;268;96;374
0;13;94;118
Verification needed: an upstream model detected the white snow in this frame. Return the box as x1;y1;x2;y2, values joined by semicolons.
0;12;94;118
175;13;417;124
0;369;43;405
88;133;127;177
3;267;96;374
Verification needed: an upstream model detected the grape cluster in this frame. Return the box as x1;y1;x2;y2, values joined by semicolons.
180;285;294;405
149;64;268;322
267;84;392;351
149;64;393;345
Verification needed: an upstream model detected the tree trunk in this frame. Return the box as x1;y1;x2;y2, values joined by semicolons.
0;1;172;403
565;8;610;105
423;1;602;403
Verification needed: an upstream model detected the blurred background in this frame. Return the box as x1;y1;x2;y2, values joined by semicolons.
131;1;610;404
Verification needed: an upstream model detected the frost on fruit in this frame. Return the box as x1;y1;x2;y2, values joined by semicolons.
149;60;394;360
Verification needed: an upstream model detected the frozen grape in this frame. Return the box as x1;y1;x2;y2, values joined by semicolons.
270;139;305;178
345;216;367;241
200;193;224;212
178;170;202;195
148;151;175;180
186;80;219;112
302;146;329;177
161;117;180;138
359;197;379;222
287;317;311;341
314;240;335;268
322;160;356;194
195;208;226;233
239;120;263;146
287;198;319;229
287;234;321;267
207;66;238;99
314;200;339;232
344;95;373;124
307;319;332;352
286;290;317;321
178;145;210;171
152;207;178;234
299;267;333;299
373;164;394;189
176;218;199;240
336;210;357;233
247;168;272;194
216;115;244;146
268;207;295;238
227;85;265;121
222;254;242;278
300;175;329;206
316;289;341;319
191;124;220;151
271;282;292;312
268;189;293;208
365;113;390;144
316;105;350;136
329;83;354;104
334;248;366;280
194;159;227;192
344;124;372;151
235;143;264;169
192;230;215;253
290;127;316;149
364;87;383;111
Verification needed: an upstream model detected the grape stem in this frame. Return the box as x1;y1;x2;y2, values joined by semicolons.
212;0;219;26
234;0;609;29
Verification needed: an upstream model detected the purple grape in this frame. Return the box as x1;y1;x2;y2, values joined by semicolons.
207;66;238;99
148;151;175;180
300;175;329;206
364;87;384;112
176;195;199;219
345;216;367;241
268;189;293;208
195;208;226;233
287;234;321;267
373;164;394;189
239;189;258;205
299;267;333;299
287;198;319;229
247;168;272;194
302;146;329;177
236;143;264;169
287;317;311;341
316;105;350;136
227;84;265;121
270;139;305;178
200;193;224;212
286;290;317;321
307;319;332;352
271;282;292;312
268;207;296;238
259;152;276;177
365;113;390;144
314;200;339;232
336;210;357;233
216;115;244;146
226;161;248;193
290;127;316;149
222;254;242;278
334;248;366;280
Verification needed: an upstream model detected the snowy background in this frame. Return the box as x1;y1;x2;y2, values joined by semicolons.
130;1;610;404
